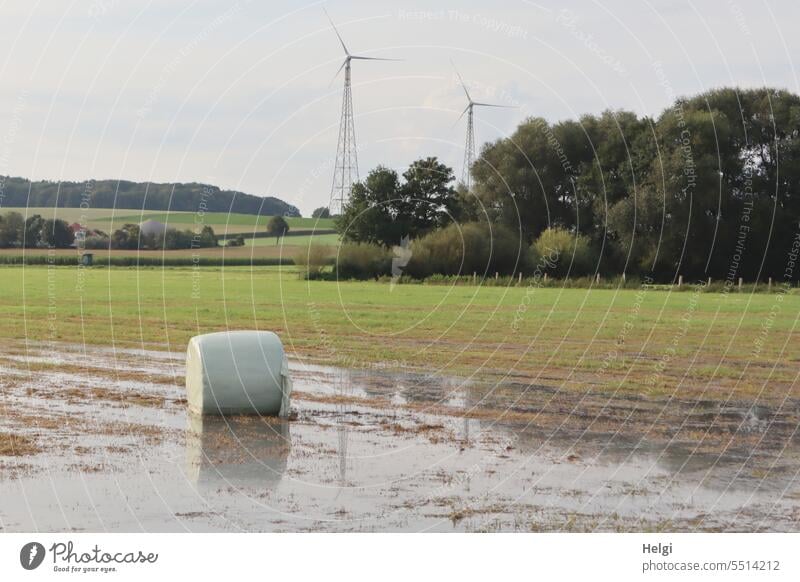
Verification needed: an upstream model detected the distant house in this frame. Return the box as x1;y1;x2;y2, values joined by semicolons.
139;219;167;237
69;222;102;245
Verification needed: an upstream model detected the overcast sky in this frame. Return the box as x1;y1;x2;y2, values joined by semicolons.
0;0;797;215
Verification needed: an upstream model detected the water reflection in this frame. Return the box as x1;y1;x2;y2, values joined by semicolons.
185;414;290;490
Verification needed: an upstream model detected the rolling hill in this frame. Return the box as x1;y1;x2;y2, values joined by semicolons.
0;176;300;217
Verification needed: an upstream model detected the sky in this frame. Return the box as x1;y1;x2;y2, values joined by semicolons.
0;0;798;216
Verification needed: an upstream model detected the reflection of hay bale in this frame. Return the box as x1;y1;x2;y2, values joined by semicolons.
186;415;290;487
185;331;292;416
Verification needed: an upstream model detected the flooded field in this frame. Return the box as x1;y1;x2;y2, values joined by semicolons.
1;341;799;532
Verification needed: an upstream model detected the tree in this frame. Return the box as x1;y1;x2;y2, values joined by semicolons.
336;166;401;247
472;87;800;281
266;215;289;244
164;228;192;249
110;223;140;250
197;225;218;247
41;219;74;248
336;157;460;247
400;157;461;230
311;207;330;219
23;214;46;248
0;178;300;217
0;211;24;247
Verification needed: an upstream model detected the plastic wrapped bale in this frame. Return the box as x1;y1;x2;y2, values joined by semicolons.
185;331;292;416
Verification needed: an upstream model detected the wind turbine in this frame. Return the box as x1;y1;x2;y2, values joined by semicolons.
452;61;514;190
325;9;398;215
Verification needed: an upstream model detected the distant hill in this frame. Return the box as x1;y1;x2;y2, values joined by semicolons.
0;176;300;217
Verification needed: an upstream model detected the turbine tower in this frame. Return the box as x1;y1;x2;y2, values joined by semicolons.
326;10;397;215
452;61;513;190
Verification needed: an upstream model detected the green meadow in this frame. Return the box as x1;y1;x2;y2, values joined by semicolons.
2;265;797;402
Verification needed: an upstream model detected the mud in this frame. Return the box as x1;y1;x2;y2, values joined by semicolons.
1;341;799;532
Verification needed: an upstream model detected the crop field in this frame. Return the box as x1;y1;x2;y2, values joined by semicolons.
245;232;340;246
2;265;798;403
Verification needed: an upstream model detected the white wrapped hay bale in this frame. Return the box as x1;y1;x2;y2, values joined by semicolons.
185;331;292;416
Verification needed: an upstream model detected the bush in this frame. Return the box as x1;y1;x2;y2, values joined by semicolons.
294;244;333;278
405;222;530;278
533;227;596;278
82;236;111;250
335;243;392;279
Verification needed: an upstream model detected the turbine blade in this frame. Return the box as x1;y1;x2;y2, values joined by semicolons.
349;56;402;61
472;102;516;108
323;7;350;56
329;59;347;87
451;104;471;128
450;59;472;103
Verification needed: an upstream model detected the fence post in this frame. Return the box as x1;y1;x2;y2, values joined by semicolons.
738;277;743;291
678;275;683;288
768;277;772;291
596;273;600;284
518;272;522;285
495;272;499;281
707;277;711;287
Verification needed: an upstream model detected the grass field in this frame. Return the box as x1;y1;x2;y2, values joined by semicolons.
0;207;335;235
2;265;798;403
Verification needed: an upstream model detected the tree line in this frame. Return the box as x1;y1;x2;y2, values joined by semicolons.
0;211;218;250
333;87;800;283
0;177;300;217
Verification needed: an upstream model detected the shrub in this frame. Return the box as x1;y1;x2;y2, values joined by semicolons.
405;222;530;278
82;236;111;250
335;243;392;279
294;244;333;278
533;227;596;278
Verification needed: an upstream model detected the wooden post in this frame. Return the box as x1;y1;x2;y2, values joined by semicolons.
678;275;683;288
543;273;548;283
596;273;600;284
495;272;499;281
707;277;711;287
518;272;522;284
738;277;743;291
473;272;476;284
621;272;626;283
768;277;772;290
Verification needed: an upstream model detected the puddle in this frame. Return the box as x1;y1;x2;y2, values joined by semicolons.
1;341;799;531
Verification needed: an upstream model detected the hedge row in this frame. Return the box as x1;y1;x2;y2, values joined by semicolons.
0;255;294;267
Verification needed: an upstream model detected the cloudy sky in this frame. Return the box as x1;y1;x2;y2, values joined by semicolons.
0;0;797;215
